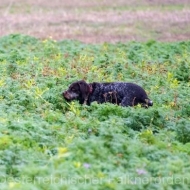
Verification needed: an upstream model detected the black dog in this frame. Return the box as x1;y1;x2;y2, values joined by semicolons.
63;80;153;108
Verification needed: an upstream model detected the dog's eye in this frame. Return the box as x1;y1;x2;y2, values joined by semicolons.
71;88;76;91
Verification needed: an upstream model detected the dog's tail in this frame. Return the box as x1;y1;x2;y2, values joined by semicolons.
145;98;153;107
141;98;153;108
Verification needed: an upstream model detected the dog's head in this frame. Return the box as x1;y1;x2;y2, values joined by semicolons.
63;80;91;104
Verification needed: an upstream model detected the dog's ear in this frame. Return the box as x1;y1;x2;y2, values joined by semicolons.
78;80;90;104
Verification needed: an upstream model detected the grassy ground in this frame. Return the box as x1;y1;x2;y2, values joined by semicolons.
0;34;190;189
0;0;190;43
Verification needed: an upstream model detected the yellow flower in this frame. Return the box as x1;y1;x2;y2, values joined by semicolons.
97;172;105;178
167;72;173;81
9;182;20;188
57;147;71;158
170;78;179;88
74;162;81;168
58;147;68;155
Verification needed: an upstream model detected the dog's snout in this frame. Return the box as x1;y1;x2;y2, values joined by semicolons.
63;90;73;100
63;91;68;97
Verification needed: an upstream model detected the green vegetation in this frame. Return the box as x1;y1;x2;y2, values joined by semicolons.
0;34;190;189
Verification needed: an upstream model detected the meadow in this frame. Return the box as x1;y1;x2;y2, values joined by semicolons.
0;34;190;189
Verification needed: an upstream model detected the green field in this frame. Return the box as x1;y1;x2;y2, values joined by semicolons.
0;34;190;189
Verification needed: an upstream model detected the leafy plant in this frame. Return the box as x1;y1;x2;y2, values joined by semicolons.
0;34;190;189
175;119;190;143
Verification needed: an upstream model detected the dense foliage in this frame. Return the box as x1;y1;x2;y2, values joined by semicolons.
0;34;190;189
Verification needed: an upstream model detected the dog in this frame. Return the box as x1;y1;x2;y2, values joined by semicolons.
63;80;153;108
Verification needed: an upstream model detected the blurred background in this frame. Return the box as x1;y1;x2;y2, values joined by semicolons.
0;0;190;43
